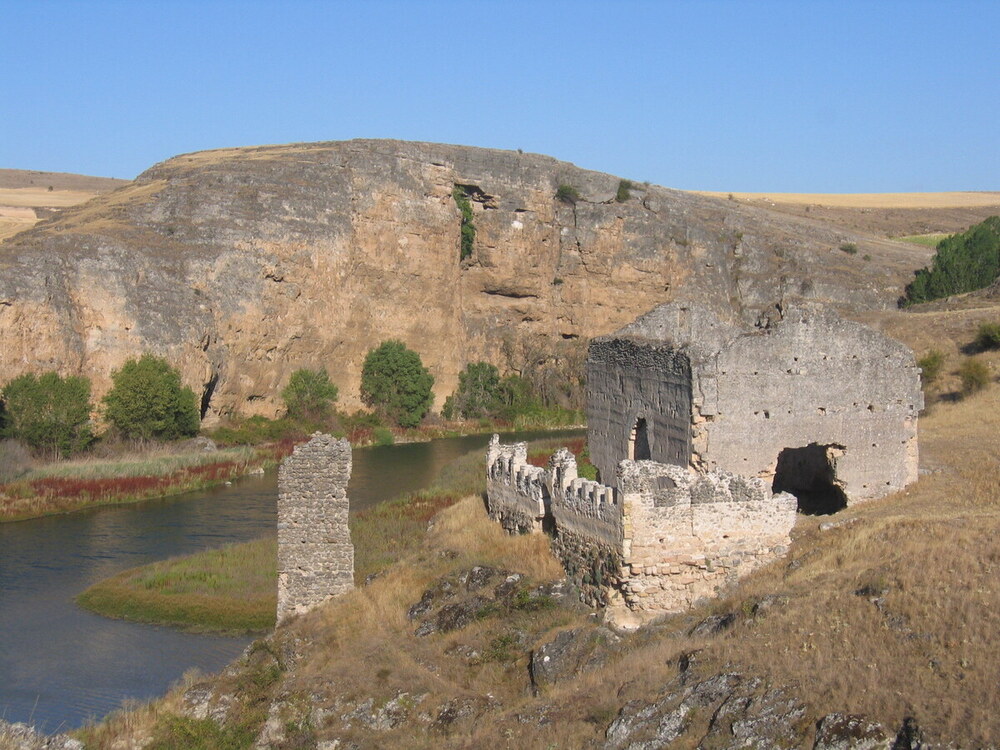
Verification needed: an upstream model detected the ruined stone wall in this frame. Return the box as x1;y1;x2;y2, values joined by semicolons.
485;435;796;616
617;460;796;613
485;436;548;534
277;433;354;623
586;339;692;484
695;306;922;502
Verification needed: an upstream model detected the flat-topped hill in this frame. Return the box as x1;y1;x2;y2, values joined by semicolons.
0;140;938;420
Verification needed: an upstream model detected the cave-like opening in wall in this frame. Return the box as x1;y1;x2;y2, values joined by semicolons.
772;443;848;515
629;417;651;461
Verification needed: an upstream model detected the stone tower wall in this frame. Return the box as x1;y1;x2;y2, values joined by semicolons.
277;433;354;623
586;339;693;484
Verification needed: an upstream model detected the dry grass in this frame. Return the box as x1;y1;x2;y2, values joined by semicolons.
693;191;1000;209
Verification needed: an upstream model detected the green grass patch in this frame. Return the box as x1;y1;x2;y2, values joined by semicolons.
897;233;952;247
76;538;279;633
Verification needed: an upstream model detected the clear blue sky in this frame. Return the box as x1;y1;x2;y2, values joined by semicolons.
1;0;997;192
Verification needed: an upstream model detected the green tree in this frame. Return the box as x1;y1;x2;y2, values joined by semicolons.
1;371;94;457
904;216;1000;305
282;368;339;422
103;355;200;441
452;186;476;260
442;362;502;420
360;340;434;428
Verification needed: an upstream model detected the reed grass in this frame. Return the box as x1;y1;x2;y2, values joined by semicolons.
0;441;294;522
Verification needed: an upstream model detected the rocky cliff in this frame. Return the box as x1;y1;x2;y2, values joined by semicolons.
0;140;931;421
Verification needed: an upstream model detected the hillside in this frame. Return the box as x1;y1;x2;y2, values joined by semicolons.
69;300;1000;747
0;168;127;242
694;190;1000;238
0;140;935;423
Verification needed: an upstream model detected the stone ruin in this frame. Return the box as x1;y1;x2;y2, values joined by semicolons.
486;302;922;621
277;433;354;623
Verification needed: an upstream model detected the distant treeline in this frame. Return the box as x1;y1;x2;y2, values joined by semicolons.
904;216;1000;305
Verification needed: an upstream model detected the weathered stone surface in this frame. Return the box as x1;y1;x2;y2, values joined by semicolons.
604;672;807;750
529;626;621;688
813;713;891;750
0;720;83;750
277;433;354;623
0;140;930;423
590;302;922;505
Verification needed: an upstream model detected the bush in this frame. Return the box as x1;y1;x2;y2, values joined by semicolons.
917;350;946;386
452;186;476;260
973;322;1000;351
840;242;858;255
373;427;395;446
555;184;580;204
1;371;94;457
958;358;992;396
442;362;503;420
904;216;1000;305
615;179;634;203
360;340;434;428
281;368;338;422
103;355;200;441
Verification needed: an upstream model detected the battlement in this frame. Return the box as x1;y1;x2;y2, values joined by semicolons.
485;435;797;619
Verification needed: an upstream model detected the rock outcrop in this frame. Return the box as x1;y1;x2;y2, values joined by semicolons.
0;140;931;422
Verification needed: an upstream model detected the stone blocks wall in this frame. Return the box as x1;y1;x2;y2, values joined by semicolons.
586;339;692;483
277;433;354;623
485;435;796;616
617;460;796;613
696;306;922;501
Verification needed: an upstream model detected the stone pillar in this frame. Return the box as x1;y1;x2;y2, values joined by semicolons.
277;433;354;624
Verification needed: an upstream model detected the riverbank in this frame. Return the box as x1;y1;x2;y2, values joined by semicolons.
75;436;586;632
0;441;295;523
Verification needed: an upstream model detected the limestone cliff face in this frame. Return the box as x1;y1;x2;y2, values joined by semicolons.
0;140;929;421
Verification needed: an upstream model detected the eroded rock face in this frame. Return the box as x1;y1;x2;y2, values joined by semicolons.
0;140;928;421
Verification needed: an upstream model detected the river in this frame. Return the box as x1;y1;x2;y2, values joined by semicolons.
0;429;581;732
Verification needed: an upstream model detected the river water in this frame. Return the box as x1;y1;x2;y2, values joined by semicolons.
0;429;581;732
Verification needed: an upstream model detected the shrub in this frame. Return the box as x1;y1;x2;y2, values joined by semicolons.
840;242;859;255
452;186;475;260
615;179;634;203
373;427;395;446
360;340;434;428
555;184;580;204
904;216;1000;305
103;355;200;441
442;362;503;420
973;322;1000;351
1;371;94;457
281;368;338;422
917;350;946;386
958;358;992;396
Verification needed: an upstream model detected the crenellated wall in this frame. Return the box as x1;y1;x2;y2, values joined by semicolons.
485;435;797;616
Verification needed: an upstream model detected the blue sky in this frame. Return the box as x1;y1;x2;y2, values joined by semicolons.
1;0;997;192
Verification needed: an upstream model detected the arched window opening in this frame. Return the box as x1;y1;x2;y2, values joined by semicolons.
629;417;651;461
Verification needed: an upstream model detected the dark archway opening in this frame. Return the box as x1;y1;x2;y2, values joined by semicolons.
630;418;651;461
772;443;848;515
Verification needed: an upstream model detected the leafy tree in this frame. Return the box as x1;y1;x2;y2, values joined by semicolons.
973;322;1000;351
904;216;1000;305
360;340;434;428
282;368;339;422
103;354;200;441
958;358;992;396
442;362;502;420
1;371;94;457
